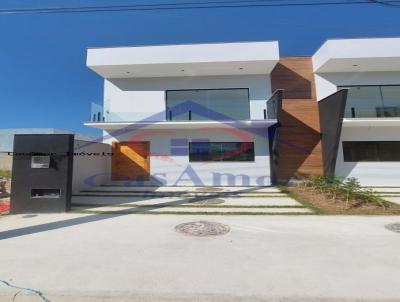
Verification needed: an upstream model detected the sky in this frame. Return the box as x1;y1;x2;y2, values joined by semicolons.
0;0;399;136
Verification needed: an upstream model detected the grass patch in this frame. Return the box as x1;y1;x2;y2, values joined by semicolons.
68;210;314;216
283;175;400;215
71;203;305;209
0;170;11;179
279;186;323;214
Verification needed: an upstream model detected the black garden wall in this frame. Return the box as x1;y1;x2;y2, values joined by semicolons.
10;134;74;213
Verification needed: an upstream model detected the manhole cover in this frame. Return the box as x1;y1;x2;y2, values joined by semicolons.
385;223;400;233
195;187;224;192
175;221;230;237
194;198;225;205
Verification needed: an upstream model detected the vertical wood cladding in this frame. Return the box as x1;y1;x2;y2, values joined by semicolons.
271;57;323;182
271;57;316;100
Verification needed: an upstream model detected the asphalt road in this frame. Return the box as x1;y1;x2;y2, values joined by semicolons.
0;213;399;301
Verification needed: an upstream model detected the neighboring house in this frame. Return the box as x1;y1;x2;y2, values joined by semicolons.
313;38;400;186
84;38;400;187
0;128;94;171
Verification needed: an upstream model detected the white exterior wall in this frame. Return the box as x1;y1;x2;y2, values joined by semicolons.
315;71;400;186
102;127;270;186
312;38;400;73
86;41;279;78
0;153;12;171
335;126;400;186
104;74;271;122
72;140;112;193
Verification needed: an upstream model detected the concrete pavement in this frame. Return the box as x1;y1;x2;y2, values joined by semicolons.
0;214;400;301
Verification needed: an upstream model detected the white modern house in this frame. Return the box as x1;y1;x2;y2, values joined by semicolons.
313;37;400;186
85;41;279;186
82;37;400;188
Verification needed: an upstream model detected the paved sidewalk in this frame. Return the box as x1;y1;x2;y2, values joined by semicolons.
72;186;311;215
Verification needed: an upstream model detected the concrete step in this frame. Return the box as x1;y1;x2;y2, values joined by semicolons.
70;205;312;215
71;196;302;207
366;187;400;193
79;186;282;193
381;197;400;205
73;192;288;198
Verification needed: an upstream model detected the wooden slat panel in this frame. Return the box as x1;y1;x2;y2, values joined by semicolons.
112;142;150;181
276;99;323;181
271;57;316;100
280;100;321;131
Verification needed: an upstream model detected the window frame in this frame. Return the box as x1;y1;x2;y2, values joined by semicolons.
165;88;250;121
338;84;400;118
342;141;400;162
189;141;255;162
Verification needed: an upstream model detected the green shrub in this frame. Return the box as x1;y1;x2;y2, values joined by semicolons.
0;170;11;179
295;174;385;209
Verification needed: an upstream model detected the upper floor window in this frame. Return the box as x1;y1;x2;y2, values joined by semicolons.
166;88;250;121
339;85;400;118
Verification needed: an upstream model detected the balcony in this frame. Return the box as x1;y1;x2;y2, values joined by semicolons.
86;92;278;130
343;86;400;118
86;87;280;130
342;85;400;127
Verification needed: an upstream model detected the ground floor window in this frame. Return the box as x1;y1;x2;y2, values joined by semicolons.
343;141;400;162
189;142;255;162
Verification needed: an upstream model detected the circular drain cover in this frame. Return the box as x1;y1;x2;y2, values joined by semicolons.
195;187;224;192
194;198;225;205
175;221;230;237
385;223;400;233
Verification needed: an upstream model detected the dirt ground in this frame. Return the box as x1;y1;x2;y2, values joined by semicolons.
286;186;400;215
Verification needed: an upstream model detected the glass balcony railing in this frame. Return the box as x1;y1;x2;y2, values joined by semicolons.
342;85;400;118
266;90;283;120
89;91;279;124
89;103;165;123
90;102;104;122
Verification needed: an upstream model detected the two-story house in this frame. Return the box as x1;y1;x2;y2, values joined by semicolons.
85;41;280;186
314;38;400;186
84;38;400;187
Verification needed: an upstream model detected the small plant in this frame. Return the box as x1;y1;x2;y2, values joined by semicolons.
357;188;387;209
293;174;387;210
0;170;11;179
341;178;362;208
323;174;342;202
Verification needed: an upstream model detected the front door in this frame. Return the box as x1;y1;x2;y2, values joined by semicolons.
112;142;150;181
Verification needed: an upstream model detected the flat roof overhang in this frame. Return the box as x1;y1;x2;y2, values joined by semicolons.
84;120;277;131
86;41;279;78
313;38;400;73
343;118;400;127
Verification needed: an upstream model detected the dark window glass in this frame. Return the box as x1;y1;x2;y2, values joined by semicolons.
339;85;400;118
189;142;255;162
166;89;250;121
343;141;400;162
